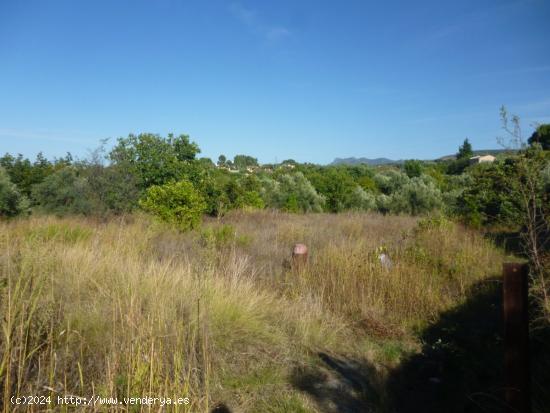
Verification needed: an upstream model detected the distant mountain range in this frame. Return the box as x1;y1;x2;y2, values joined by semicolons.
331;149;515;166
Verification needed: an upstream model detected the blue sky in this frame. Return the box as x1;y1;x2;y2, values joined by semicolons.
1;0;549;164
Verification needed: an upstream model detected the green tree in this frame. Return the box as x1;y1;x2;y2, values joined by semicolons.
239;191;265;210
109;133;200;189
346;186;376;211
0;167;29;217
198;157;215;168
374;169;409;195
77;141;140;214
528;124;550;150
457;161;517;227
305;167;357;212
390;176;443;215
32;167;96;216
260;173;325;213
0;153;58;197
198;171;231;217
233;155;258;170
404;159;423;178
139;180;206;231
171;133;201;161
85;164;140;214
457;138;473;159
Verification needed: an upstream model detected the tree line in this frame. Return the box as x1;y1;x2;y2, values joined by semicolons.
1;121;549;229
1;108;548;327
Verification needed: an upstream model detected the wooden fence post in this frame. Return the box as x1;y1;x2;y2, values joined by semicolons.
502;263;531;413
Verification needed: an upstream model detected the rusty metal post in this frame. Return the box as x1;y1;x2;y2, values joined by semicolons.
503;263;531;413
292;243;308;270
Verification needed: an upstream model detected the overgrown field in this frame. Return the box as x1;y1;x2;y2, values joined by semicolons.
0;211;532;412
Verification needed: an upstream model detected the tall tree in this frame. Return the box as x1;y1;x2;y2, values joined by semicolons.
528;124;550;150
457;138;473;159
109;133;200;188
233;155;258;170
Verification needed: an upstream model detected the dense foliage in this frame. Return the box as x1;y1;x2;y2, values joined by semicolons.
0;167;29;217
139;180;206;231
528;124;550;150
32;167;95;216
1;123;549;236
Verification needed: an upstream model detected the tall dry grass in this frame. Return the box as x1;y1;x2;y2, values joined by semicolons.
0;211;507;412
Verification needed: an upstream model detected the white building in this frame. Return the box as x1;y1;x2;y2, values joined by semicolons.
469;154;496;164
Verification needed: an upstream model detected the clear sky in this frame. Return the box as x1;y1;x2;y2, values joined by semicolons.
1;0;549;164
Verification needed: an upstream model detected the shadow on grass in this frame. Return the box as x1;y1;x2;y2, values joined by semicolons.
291;277;550;413
386;278;505;413
290;352;380;413
486;230;524;256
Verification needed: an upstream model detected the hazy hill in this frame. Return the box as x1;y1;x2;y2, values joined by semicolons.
332;149;517;165
331;157;402;166
436;149;516;161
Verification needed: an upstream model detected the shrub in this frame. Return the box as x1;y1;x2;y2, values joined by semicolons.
390;176;443;215
346;186;376;211
238;191;265;210
200;224;236;248
0;152;60;197
312;167;357;212
0;166;29;217
139;180;206;231
446;158;471;175
198;172;232;217
85;164;140;214
376;193;392;214
457;161;518;227
199;224;251;248
31;167;96;216
404;160;423;178
374;170;409;194
261;173;325;213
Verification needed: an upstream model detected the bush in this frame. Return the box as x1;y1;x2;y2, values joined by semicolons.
0;167;29;217
376;193;392;214
374;170;409;194
346;186;376;211
312;167;357;212
85;164;140;214
238;191;265;210
31;167;96;216
139;180;206;231
457;161;519;227
404;160;423;178
390;176;443;215
261;173;325;213
446;158;471;175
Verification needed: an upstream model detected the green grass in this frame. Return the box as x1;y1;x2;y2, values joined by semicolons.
0;211;513;412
